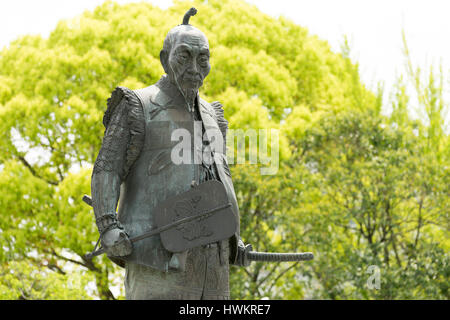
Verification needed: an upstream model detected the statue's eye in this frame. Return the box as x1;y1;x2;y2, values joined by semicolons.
178;52;189;62
198;55;209;67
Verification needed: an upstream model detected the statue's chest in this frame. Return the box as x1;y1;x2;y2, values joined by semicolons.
142;100;219;152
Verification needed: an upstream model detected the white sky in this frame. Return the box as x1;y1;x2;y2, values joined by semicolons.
1;0;450;123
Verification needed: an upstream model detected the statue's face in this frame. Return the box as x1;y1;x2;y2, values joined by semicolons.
166;28;210;91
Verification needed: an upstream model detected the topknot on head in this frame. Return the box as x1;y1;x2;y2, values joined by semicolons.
182;7;197;25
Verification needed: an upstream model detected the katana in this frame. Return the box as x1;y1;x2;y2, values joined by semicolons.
82;194;231;260
238;243;313;267
83;180;314;265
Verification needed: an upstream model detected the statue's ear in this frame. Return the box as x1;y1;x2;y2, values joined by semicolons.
160;50;169;74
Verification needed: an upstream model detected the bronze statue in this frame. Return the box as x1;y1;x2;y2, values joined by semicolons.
87;8;312;300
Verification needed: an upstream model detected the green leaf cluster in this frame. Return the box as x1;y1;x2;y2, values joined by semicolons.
0;0;447;299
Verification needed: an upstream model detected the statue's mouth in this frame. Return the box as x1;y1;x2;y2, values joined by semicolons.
183;76;202;82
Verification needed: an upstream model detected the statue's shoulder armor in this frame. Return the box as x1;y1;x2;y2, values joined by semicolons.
103;86;140;129
209;100;228;137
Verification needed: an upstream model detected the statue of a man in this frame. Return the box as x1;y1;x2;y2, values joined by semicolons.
90;8;244;299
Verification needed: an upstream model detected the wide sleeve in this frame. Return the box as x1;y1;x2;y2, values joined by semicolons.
91;87;144;227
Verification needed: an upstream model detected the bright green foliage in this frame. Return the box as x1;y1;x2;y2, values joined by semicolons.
294;109;449;299
0;0;448;299
0;260;92;299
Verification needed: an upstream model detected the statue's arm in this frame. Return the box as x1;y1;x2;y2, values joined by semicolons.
91;87;144;256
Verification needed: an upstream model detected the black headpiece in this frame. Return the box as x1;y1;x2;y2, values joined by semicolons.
182;7;197;25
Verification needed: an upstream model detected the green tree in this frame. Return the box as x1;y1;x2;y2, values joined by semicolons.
0;0;448;299
292;108;449;299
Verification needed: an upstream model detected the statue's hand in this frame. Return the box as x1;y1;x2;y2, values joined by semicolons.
101;228;133;257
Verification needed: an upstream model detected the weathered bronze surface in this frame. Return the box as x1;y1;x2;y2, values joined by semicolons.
88;7;313;300
89;7;240;299
155;180;237;253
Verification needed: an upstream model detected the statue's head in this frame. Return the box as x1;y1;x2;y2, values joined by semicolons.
160;8;210;92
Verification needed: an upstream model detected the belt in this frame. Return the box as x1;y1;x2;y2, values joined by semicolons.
202;242;225;265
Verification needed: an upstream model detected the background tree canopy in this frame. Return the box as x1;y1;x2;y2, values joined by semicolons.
0;0;448;299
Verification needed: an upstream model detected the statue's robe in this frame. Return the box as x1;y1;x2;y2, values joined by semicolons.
91;75;240;299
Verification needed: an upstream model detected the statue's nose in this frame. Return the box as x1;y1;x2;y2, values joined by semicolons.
187;58;200;74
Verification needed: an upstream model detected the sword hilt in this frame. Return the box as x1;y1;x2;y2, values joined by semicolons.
247;251;314;262
242;244;313;266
